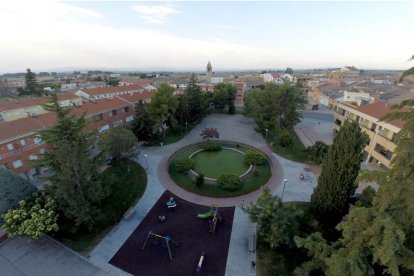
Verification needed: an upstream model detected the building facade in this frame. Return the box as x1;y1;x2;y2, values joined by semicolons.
333;101;404;168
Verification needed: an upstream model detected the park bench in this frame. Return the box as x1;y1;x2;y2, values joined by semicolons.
248;234;257;252
123;207;136;220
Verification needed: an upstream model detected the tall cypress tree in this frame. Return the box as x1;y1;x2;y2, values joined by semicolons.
310;120;368;225
131;100;155;142
184;74;206;123
19;68;43;97
37;95;107;230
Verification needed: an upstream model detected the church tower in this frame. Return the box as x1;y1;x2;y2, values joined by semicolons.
206;61;212;85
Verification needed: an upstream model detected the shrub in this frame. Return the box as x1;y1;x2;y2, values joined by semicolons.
355;186;376;207
278;128;293;148
244;150;266;165
174;158;195;173
306;141;329;164
217;173;242;191
201;141;222;151
195;173;205;187
253;170;260;178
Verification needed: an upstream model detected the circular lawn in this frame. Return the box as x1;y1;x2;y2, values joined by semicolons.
169;142;271;198
191;148;249;179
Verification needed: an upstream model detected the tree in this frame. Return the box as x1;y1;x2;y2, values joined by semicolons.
245;189;303;248
101;127;138;161
19;68;43;97
2;193;59;239
306;141;329;165
36;95;107;230
244;83;306;133
310;121;368;226
131;100;155;142
285;67;293;74
183;74;207;123
212;83;237;113
149;83;178;138
200;127;220;140
399;55;414;82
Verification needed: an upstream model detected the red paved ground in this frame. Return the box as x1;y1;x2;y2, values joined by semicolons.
109;191;235;276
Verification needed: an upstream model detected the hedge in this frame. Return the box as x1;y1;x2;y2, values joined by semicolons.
174;158;195;173
217;173;242;191
201;141;222;151
244;150;266;166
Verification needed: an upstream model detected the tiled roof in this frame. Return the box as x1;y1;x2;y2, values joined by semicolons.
356;101;407;128
116;90;155;103
71;98;132;117
82;84;144;96
0;93;80;112
0;112;56;142
0;98;132;142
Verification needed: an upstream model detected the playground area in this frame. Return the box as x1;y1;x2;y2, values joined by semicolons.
109;191;235;276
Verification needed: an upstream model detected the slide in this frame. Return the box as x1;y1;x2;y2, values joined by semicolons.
197;210;212;219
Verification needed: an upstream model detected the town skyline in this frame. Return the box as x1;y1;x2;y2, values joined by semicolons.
1;1;413;73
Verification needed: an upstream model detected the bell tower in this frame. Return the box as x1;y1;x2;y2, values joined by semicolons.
206;61;212;85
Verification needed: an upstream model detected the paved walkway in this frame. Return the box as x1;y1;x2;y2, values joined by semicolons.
295;109;334;147
89;113;318;276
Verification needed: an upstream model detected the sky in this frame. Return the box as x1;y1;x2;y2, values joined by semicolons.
0;1;413;73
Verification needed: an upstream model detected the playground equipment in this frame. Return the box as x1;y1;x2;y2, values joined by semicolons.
166;197;177;208
142;231;179;261
197;205;222;233
196;251;206;273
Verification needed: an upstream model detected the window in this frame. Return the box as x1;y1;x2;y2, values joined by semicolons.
20;139;26;146
7;143;14;151
93;114;103;122
112;109;118;116
13;160;23;168
124;106;130;113
113;120;123;127
34;136;42;144
29;154;38;160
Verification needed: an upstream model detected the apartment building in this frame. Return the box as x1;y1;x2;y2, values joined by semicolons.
333;101;406;168
0;93;82;122
0;96;146;180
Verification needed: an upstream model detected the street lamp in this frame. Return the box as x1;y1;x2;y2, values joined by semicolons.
281;178;287;201
265;128;268;139
144;154;148;171
185;122;188;133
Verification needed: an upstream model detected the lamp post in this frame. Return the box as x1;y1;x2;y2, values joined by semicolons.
185;122;188;133
265;128;268;139
281;178;287;201
144;154;148;171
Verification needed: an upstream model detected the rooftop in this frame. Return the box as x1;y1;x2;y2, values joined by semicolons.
356;101;407;128
0;93;80;112
81;84;145;96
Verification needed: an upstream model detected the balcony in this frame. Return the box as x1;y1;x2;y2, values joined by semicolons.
0;142;44;160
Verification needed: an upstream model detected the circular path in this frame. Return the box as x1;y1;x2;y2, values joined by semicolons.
139;113;285;207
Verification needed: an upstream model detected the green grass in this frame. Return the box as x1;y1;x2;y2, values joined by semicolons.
56;160;147;253
267;128;310;163
159;121;199;145
257;243;308;276
169;143;271;197
192;149;248;178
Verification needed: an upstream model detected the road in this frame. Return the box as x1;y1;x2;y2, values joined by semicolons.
295;108;334;147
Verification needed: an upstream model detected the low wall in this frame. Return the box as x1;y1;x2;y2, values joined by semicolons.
169;141;271;185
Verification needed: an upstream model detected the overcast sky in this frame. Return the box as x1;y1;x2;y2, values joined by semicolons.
0;1;413;73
